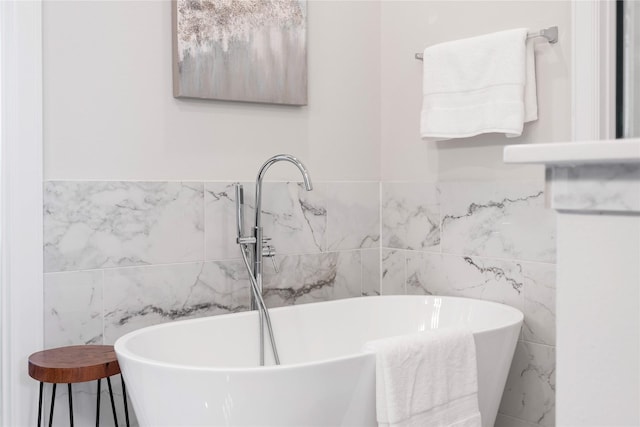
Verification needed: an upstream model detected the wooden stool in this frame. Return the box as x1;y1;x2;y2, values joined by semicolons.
28;345;130;427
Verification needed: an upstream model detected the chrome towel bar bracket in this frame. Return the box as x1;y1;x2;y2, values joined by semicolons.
414;26;558;60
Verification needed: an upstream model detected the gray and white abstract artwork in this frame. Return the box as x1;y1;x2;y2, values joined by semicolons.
172;0;307;105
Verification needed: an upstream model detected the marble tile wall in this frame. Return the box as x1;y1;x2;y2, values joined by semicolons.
44;180;381;345
44;178;555;427
381;180;557;427
552;163;640;213
43;180;380;426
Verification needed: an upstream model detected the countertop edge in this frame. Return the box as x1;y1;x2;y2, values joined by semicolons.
503;139;640;165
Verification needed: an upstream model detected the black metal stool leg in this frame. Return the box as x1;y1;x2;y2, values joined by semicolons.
48;383;56;427
67;384;74;427
37;382;43;427
106;377;119;427
121;375;130;427
95;379;101;427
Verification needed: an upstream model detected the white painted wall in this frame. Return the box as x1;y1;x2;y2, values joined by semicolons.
556;211;640;426
1;1;44;425
43;0;381;182
45;0;573;184
380;0;572;182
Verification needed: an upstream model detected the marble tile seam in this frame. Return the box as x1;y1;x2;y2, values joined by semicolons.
516;339;556;350
496;412;541;427
45;248;379;274
382;247;557;267
44;179;382;184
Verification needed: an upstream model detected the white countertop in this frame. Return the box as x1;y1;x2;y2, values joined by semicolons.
503;138;640;165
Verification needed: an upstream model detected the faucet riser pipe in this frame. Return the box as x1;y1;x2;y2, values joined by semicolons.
239;244;280;365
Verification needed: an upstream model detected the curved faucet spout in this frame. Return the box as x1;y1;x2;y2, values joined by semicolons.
245;154;313;365
255;154;313;229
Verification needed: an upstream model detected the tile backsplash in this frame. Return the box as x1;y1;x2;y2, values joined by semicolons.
44;180;381;348
380;179;556;427
439;180;556;263
44;181;205;272
43;178;556;427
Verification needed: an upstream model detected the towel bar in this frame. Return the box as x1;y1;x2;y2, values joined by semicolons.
414;26;558;60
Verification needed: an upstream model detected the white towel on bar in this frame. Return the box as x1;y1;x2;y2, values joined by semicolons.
364;329;482;427
420;28;538;142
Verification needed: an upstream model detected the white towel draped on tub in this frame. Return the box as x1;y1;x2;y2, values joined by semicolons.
364;329;482;427
420;28;538;142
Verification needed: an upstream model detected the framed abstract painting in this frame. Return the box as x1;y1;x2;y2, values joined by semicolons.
172;0;308;106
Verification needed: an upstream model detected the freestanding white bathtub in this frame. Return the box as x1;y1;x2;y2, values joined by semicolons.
115;296;522;427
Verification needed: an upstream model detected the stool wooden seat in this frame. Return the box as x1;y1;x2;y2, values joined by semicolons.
28;345;129;427
29;345;120;384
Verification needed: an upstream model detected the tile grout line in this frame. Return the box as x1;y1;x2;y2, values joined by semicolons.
101;269;105;345
517;338;556;350
379;247;557;267
202;182;207;269
45;248;382;275
378;181;383;295
496;412;540;427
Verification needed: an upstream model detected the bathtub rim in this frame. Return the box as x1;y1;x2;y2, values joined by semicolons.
114;295;523;373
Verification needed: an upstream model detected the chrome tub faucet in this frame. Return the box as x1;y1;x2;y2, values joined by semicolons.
235;154;313;366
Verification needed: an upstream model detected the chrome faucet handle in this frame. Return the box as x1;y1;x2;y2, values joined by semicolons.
270;255;279;274
262;243;279;273
261;237;274;254
263;244;276;257
237;236;257;245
